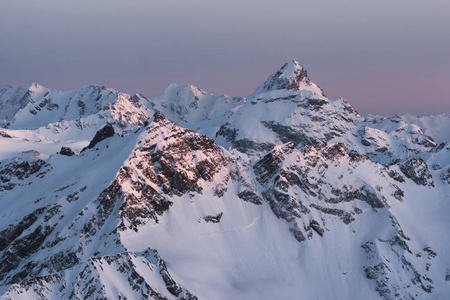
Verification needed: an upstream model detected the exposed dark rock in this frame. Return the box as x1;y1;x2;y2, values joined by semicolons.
423;247;437;259
260;94;298;103
43;204;62;222
262;190;298;222
83;179;123;236
0;224;55;283
310;204;355;224
77;100;86;115
289;226;306;242
0;207;46;251
0;159;46;181
43;251;79;274
387;170;405;183
348;150;369;162
375;147;388;153
66;190;80;203
82;124;115;151
400;157;435;187
119;116;230;230
0;158;47;191
307;98;327;107
441;167;450;184
120;183;172;230
361;234;436;300
391;184;404;201
6;249;197;300
257;60;326;97
237;190;263;205
327;185;385;209
261;121;321;146
232;138;274;154
254;145;295;184
215;122;237;143
59;146;75;156
204;212;223;223
322;143;347;160
0;130;12;138
307;220;324;237
361;139;372;146
364;262;393;298
379;235;412;254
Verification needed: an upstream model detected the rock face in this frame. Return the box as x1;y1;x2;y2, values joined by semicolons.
2;249;197;300
0;156;48;193
253;142;395;242
400;157;435;187
84;124;115;150
0;131;12;138
0;61;449;299
59;147;75;156
250;60;326;97
116;113;233;231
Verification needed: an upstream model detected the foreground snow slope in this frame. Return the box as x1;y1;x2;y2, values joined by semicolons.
0;61;449;299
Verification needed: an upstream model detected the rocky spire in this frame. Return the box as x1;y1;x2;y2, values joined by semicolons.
250;60;326;97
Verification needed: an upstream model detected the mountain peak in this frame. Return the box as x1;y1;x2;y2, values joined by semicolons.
250;60;326;98
275;60;306;81
27;82;46;92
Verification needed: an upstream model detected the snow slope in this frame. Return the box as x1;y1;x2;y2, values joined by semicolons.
400;113;450;144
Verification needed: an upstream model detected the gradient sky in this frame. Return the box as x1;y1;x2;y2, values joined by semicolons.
1;0;449;116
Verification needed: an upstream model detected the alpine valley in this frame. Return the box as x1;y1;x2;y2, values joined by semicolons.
0;61;449;300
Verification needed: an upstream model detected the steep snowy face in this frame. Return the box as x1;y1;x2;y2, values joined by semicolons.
0;83;44;126
334;115;437;165
142;83;244;125
213;93;359;157
249;60;326;98
399;113;450;144
0;84;152;143
3;84;151;130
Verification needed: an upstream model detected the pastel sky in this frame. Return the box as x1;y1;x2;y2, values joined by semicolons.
1;0;449;116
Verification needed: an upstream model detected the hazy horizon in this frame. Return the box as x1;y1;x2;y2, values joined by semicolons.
1;0;449;116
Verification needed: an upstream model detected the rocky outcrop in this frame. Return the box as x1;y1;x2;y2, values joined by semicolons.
2;248;197;300
251;60;326;97
362;237;436;299
118;113;231;230
59;147;75;156
0;131;12;138
0;157;48;192
83;124;115;151
400;157;435;187
203;212;224;223
254;142;407;243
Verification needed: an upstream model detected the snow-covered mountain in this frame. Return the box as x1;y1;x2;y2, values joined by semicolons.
0;83;152;144
1;61;449;299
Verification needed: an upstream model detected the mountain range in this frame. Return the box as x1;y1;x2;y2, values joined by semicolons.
0;60;449;299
